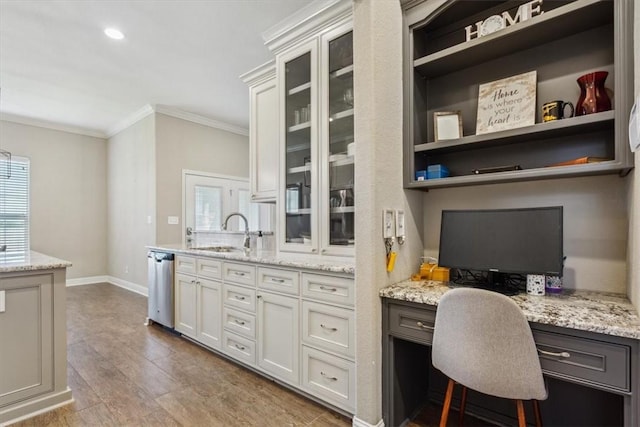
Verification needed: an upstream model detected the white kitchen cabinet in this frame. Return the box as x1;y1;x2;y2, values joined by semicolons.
241;61;279;203
302;345;355;412
174;256;222;349
257;290;300;385
271;2;355;257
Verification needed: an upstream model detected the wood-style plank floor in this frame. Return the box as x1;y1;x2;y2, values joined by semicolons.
9;283;351;427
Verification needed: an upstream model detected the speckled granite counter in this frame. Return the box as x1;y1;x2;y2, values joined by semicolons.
0;250;72;273
147;244;354;275
381;279;640;340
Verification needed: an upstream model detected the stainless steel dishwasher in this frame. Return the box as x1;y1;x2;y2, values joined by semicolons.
146;251;175;328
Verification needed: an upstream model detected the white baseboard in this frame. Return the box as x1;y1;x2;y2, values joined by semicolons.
66;276;110;286
107;276;148;297
352;416;384;427
65;275;147;297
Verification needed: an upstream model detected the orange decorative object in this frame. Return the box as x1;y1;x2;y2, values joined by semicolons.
432;267;450;282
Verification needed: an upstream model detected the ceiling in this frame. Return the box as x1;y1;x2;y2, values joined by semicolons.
0;0;325;137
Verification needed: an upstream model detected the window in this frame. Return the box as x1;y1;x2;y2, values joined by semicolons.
0;155;30;260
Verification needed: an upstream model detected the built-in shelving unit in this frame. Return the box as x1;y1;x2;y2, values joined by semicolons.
403;0;634;190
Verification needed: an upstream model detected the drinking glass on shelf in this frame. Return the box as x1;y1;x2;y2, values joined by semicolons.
343;88;353;107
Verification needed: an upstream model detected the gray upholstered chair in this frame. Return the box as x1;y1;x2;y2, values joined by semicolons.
432;288;547;427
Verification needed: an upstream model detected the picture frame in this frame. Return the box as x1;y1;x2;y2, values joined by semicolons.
434;111;463;141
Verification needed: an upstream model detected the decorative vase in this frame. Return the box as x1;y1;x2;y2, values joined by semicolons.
575;71;611;116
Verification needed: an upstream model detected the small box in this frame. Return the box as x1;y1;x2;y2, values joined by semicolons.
427;164;450;179
415;170;427;181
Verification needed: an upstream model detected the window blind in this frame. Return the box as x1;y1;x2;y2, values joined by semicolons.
0;156;30;260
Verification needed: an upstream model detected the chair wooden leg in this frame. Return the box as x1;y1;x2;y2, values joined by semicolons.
516;399;526;427
533;399;543;427
458;385;467;427
440;378;455;427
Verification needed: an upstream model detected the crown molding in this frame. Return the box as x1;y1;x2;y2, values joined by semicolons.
240;60;276;86
154;105;249;137
0;112;107;139
106;104;155;138
263;0;352;54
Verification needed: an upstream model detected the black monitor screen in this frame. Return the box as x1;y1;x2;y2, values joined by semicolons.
438;207;563;276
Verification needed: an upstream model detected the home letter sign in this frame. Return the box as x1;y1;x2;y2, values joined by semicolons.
465;0;544;42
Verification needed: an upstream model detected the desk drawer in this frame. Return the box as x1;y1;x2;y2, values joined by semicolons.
222;331;255;366
258;267;299;295
223;307;256;339
223;262;256;287
532;329;631;392
223;284;256;313
301;273;354;306
388;303;436;345
302;301;354;358
302;345;355;412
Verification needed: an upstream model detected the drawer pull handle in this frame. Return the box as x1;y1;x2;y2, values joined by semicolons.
320;371;338;381
416;321;434;331
271;278;285;283
190;279;196;284
319;286;337;292
538;348;571;358
234;271;246;277
320;324;338;332
234;344;246;351
234;319;246;326
234;295;246;301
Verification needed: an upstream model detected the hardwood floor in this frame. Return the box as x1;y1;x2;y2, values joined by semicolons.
9;283;489;427
10;283;350;427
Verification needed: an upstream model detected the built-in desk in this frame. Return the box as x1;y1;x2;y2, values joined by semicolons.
381;280;640;427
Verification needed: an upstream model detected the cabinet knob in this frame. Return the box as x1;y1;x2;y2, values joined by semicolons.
321;249;326;254
311;248;317;253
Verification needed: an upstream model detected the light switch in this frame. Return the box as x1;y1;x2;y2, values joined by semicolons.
383;209;395;238
395;209;405;240
168;216;179;225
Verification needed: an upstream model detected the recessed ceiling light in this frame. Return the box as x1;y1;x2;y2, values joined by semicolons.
104;28;125;40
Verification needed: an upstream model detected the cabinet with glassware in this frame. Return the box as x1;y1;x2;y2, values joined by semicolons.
402;0;634;190
270;1;355;257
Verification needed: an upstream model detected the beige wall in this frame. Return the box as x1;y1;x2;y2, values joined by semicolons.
0;120;107;279
423;175;629;293
107;114;156;289
154;113;249;245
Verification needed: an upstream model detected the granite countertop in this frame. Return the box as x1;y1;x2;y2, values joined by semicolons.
380;279;640;340
0;250;72;273
147;244;354;275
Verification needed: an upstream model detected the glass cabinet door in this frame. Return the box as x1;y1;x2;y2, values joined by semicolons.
323;29;354;253
281;42;317;251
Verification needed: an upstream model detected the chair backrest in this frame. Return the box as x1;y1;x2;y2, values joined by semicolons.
432;288;547;401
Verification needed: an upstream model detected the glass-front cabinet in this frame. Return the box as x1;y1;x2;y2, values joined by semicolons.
278;22;354;256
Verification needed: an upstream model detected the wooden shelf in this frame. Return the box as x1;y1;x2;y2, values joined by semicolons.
413;0;612;78
414;111;615;154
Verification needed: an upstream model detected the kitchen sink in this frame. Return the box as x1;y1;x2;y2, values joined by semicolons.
193;245;243;252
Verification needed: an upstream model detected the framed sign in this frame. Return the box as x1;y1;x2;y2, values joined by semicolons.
476;71;537;135
434;111;463;141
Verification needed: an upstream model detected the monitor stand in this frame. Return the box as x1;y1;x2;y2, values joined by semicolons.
476;271;519;296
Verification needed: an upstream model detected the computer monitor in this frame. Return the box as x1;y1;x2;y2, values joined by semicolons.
438;207;563;290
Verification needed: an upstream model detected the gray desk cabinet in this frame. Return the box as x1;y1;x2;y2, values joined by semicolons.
0;268;71;424
382;298;639;427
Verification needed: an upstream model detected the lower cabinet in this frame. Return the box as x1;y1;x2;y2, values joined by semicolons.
257;291;300;385
173;255;355;414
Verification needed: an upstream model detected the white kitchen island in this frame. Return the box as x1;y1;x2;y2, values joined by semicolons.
0;251;73;425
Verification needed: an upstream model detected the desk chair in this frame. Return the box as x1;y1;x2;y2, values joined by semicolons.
432;288;547;427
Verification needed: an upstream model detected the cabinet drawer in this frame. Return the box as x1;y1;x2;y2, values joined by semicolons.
222;331;255;366
258;267;299;295
388;303;436;345
175;255;196;275
196;258;222;280
532;329;631;392
223;284;256;313
223;262;256;287
302;345;355;412
302;301;354;358
222;307;256;339
301;273;353;306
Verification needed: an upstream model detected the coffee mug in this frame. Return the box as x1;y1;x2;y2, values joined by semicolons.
542;100;574;122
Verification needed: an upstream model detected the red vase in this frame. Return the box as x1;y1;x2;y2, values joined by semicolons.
575;71;611;116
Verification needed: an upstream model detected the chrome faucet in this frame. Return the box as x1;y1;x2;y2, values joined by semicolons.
222;213;250;250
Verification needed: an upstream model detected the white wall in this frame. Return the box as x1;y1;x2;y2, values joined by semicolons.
0;120;107;280
107;114;156;290
628;0;639;307
423;175;629;293
154;113;249;245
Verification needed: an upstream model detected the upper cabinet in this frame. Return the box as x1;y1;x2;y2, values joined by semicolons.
265;0;354;256
241;62;279;202
402;0;634;189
